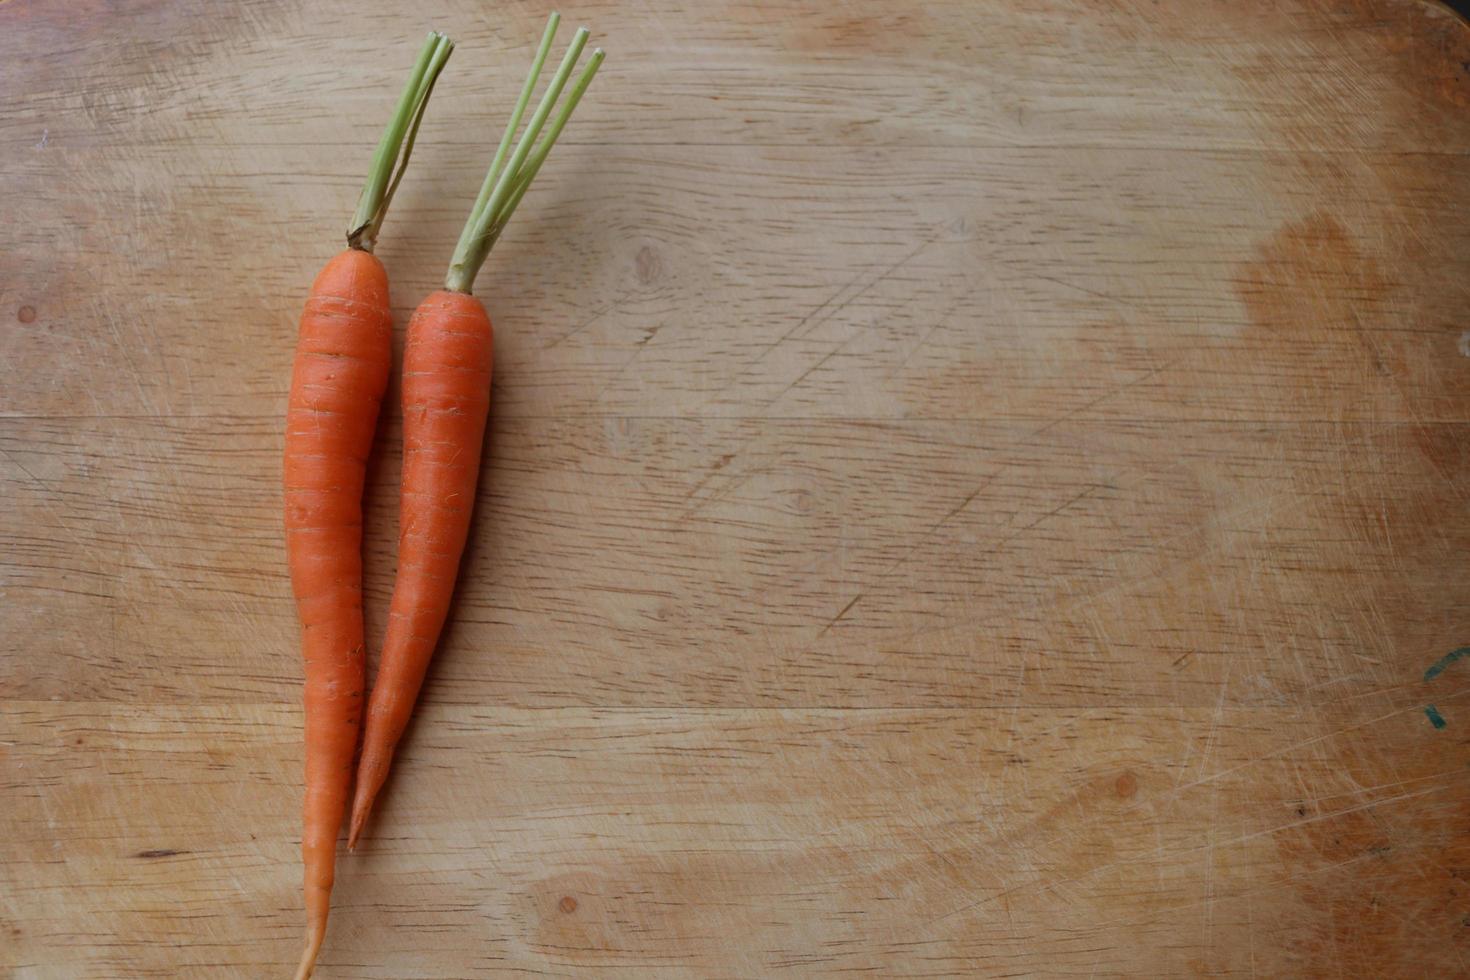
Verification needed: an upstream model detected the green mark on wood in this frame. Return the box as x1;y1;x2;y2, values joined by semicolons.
1424;647;1470;682
1422;647;1470;729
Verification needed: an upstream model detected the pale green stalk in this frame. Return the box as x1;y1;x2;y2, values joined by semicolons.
348;31;455;251
375;36;455;239
449;13;561;268
445;22;597;293
483;49;604;252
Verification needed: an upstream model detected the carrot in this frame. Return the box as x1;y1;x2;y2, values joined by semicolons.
283;31;452;980
348;13;603;847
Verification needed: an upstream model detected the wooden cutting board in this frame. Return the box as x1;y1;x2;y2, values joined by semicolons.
4;0;1469;975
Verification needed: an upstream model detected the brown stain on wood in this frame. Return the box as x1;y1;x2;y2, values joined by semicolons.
1234;211;1468;482
1269;776;1470;977
1357;0;1470;110
1231;211;1408;416
1235;211;1389;335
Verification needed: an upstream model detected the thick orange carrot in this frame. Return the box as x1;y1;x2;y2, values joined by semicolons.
284;249;390;977
349;14;603;847
283;32;452;980
347;290;492;847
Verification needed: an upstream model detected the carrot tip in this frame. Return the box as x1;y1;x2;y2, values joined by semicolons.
293;926;325;980
347;803;371;851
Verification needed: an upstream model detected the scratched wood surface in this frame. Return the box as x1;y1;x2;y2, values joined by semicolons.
4;0;1470;976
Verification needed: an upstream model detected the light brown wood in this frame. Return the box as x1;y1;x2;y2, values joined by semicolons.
4;0;1469;976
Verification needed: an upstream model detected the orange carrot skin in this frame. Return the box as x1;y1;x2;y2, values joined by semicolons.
283;248;392;958
350;289;492;844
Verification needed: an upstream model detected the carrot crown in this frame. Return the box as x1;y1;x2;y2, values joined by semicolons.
347;31;455;252
444;13;604;294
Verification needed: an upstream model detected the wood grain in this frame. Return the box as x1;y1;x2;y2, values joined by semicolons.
3;0;1469;976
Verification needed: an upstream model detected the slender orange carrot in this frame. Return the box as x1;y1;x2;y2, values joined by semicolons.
283;32;452;980
348;14;603;847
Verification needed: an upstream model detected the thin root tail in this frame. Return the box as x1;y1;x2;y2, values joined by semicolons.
292;925;325;980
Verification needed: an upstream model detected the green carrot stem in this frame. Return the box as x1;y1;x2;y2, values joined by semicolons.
484;48;604;251
449;13;561;267
445;17;601;294
375;37;454;240
348;31;455;252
